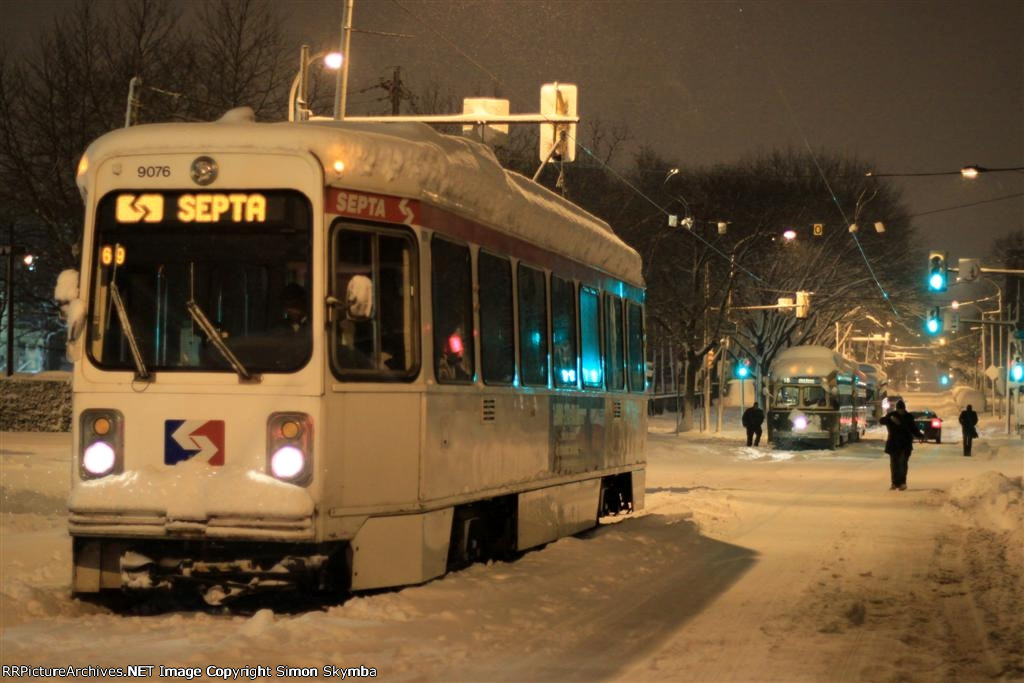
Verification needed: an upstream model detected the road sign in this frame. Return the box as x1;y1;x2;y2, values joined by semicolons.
812;223;823;236
985;365;1000;381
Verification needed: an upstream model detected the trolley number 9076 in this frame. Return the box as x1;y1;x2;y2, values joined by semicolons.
137;165;171;178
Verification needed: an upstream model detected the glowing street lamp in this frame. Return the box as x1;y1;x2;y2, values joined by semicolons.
323;52;343;70
289;45;343;122
961;164;1024;178
960;165;981;179
782;229;797;242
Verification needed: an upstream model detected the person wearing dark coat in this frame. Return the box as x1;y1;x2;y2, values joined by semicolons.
741;402;765;447
879;399;924;490
958;404;979;456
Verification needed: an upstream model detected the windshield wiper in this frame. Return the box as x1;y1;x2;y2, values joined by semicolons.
185;298;257;382
109;281;150;381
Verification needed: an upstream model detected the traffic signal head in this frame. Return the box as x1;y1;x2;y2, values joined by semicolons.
1011;359;1024;383
927;250;948;292
734;359;752;379
943;310;960;333
939;374;950;386
924;307;941;335
795;290;810;319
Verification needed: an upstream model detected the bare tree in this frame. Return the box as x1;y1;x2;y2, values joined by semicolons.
1;1;184;263
616;148;926;428
0;0;300;370
180;0;294;121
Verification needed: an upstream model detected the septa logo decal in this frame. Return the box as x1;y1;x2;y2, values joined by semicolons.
164;420;225;465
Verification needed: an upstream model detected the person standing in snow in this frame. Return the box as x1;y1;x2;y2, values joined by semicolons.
742;401;765;446
958;404;979;457
879;399;924;490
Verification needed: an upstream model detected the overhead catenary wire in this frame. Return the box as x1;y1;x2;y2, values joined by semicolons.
763;67;899;317
911;192;1024;218
387;0;769;286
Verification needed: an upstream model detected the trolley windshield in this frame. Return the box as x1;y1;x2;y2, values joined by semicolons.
88;190;313;374
774;384;829;408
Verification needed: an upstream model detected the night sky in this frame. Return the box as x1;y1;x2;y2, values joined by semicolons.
6;0;1022;266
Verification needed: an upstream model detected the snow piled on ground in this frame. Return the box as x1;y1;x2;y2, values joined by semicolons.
945;470;1023;533
2;391;1022;681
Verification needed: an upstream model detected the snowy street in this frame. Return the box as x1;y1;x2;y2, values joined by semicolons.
2;391;1021;681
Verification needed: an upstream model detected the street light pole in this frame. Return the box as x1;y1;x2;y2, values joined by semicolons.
289;46;343;122
334;0;354;120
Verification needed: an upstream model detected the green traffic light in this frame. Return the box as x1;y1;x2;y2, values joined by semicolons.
1012;363;1024;383
927;252;947;292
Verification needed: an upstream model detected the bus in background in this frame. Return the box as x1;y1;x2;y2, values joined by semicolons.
61;103;646;604
767;345;867;449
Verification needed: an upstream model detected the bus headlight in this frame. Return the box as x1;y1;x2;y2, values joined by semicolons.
793;415;808;431
79;409;124;479
267;412;313;485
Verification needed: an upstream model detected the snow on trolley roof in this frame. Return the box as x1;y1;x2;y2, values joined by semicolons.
78;108;643;287
770;344;860;379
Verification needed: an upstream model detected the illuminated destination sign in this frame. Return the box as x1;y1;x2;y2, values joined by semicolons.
116;192;267;223
116;194;163;223
100;244;126;266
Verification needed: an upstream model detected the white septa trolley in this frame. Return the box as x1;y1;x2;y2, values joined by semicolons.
767;345;869;449
65;107;646;603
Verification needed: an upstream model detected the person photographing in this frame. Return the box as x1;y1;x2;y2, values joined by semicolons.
879;399;924;491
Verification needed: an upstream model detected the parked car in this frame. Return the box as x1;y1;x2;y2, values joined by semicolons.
910;410;942;443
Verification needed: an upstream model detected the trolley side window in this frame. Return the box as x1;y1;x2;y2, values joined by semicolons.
432;236;474;383
330;222;419;380
605;294;625;391
517;264;548;387
478;251;515;385
551;276;578;388
580;287;603;389
626;301;645;393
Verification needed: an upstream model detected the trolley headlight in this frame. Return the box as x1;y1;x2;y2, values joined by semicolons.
793;415;808;431
267;412;313;485
270;446;305;479
83;442;116;476
79;409;124;479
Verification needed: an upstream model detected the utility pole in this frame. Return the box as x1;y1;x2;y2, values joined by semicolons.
390;67;403;115
702;262;711;432
3;224;14;376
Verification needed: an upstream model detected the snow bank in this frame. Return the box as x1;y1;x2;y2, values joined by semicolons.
943;470;1023;534
950;384;986;411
